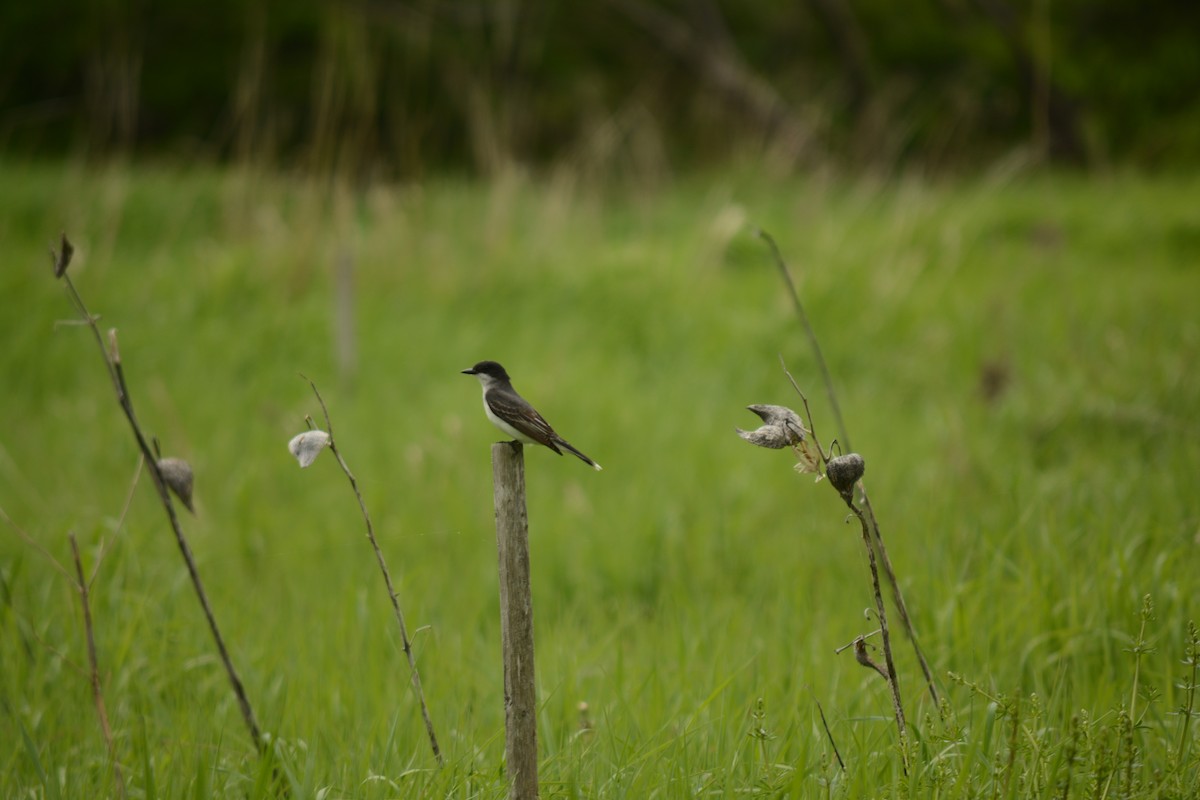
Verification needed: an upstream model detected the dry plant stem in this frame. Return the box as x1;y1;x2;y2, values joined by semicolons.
766;229;941;706
305;378;443;766
810;689;846;772
858;490;940;705
845;497;907;743
782;370;908;745
69;533;126;798
59;273;265;753
758;229;851;449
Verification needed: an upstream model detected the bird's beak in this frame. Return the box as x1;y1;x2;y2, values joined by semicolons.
461;368;476;375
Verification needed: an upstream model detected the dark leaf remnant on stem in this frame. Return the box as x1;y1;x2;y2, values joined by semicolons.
51;232;74;278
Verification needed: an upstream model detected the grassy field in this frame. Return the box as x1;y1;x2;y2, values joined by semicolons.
1;159;1198;797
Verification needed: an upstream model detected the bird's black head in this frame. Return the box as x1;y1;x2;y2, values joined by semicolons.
462;360;510;381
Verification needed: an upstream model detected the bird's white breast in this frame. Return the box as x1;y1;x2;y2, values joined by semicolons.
482;389;535;443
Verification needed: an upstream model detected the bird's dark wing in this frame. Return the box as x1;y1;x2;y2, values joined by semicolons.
486;392;563;453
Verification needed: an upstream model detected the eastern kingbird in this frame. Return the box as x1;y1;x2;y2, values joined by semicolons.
462;360;602;471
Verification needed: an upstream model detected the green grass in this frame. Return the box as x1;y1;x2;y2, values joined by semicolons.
2;159;1199;797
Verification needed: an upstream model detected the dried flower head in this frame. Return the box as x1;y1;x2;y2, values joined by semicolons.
288;430;331;468
791;441;822;475
157;457;195;512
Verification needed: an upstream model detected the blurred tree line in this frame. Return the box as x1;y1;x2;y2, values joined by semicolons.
2;0;1196;176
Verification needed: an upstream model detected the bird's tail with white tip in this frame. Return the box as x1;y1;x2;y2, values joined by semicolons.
558;439;602;471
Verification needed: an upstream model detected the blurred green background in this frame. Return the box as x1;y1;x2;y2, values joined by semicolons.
2;2;1200;797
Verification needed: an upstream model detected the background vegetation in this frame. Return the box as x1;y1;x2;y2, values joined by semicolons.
2;161;1198;796
4;0;1199;174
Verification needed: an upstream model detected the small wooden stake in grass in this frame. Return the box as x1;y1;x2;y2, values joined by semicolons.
491;442;539;800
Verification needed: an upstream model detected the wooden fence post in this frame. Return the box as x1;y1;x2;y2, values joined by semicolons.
492;442;539;799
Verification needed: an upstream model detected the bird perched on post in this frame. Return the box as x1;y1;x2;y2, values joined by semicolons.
462;360;603;471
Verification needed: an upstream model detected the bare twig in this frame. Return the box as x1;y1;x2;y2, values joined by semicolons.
53;236;265;753
859;491;941;706
757;229;850;448
808;688;846;772
303;376;443;766
763;229;941;708
69;533;126;798
835;628;880;654
844;482;907;744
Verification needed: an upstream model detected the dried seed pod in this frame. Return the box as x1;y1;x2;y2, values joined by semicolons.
157;457;195;512
746;404;806;442
735;404;807;449
288;430;331;468
825;453;865;499
736;424;794;449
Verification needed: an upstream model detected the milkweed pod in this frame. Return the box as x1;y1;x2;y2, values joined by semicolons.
825;453;865;499
157;457;195;512
288;430;331;468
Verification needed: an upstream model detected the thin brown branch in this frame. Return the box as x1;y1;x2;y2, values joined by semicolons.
304;377;443;766
846;497;908;750
835;628;880;654
858;490;941;706
109;327;264;752
54;241;265;754
808;688;846;772
69;533;126;798
780;360;830;467
758;229;851;451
